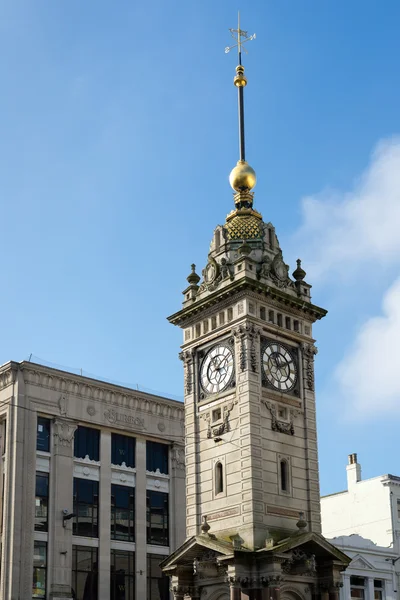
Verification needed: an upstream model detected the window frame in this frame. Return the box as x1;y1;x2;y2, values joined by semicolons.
146;490;169;546
32;541;47;599
36;417;51;453
72;545;98;600
146;442;168;475
111;433;135;468
35;472;49;532
73;478;99;538
110;549;135;600
147;553;170;600
74;426;100;461
111;484;135;542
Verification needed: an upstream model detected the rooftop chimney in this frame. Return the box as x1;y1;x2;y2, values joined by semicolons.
347;453;362;488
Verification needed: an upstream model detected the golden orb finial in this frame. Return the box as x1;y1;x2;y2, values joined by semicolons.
229;160;257;192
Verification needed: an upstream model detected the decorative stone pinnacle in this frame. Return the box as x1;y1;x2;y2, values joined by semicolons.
296;511;307;531
201;515;211;535
292;258;306;282
187;264;200;286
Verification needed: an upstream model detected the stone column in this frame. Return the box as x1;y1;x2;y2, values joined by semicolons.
367;577;374;600
135;436;147;599
1;371;37;600
49;419;77;599
171;443;186;550
228;577;242;600
342;575;350;600
98;431;111;599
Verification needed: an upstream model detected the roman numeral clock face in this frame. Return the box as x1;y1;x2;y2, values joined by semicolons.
262;342;297;392
200;344;234;395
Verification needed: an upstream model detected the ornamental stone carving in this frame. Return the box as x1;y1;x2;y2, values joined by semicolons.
302;343;318;391
179;350;195;395
233;323;260;373
262;401;300;436
53;419;77;448
171;446;185;471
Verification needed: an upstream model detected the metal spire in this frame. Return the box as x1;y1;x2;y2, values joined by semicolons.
225;13;256;162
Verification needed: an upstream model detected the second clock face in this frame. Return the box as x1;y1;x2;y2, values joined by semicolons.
262;342;297;391
200;344;234;395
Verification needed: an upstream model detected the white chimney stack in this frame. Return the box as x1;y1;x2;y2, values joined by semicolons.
346;453;362;488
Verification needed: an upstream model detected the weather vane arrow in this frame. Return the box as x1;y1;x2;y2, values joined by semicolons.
225;12;256;61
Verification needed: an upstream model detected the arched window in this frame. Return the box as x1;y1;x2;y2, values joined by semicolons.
280;460;288;492
215;462;223;495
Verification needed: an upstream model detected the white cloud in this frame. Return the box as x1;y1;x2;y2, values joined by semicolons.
335;277;400;417
294;137;400;281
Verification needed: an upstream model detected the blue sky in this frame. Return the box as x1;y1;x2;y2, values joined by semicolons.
1;0;400;496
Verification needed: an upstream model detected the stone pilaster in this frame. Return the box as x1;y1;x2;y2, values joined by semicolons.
0;370;36;600
135;437;147;599
170;443;186;549
49;418;77;599
98;431;111;599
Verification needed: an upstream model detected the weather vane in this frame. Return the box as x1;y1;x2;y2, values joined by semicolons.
225;12;256;62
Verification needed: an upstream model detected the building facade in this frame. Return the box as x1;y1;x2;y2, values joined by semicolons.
162;21;350;600
321;454;400;598
0;360;185;600
328;535;397;600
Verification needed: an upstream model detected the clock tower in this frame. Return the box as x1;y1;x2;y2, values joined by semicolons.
162;18;350;600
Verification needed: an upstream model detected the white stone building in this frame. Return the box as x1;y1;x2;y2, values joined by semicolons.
0;359;186;600
321;454;400;599
327;535;397;600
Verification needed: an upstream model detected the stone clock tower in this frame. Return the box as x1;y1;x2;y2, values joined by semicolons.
162;18;350;600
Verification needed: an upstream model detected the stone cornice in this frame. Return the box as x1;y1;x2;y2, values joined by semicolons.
17;362;184;422
169;278;327;327
0;361;19;391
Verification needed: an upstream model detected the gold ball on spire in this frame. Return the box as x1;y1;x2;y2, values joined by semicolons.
229;160;257;192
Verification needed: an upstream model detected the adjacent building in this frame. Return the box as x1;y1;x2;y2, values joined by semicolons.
321;454;400;599
327;534;397;600
0;360;185;600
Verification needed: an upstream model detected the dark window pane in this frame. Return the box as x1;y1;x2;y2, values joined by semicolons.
146;442;168;474
111;485;135;542
147;554;169;600
74;426;100;461
35;473;49;532
73;479;99;537
72;546;98;600
146;491;169;546
111;550;135;600
32;542;47;599
112;434;135;468
37;418;51;452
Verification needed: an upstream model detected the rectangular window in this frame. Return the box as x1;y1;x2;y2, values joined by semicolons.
294;320;300;332
259;307;266;320
374;580;384;600
72;546;98;600
74;426;100;461
350;576;365;599
111;549;135;600
285;317;291;329
147;554;170;600
268;310;274;323
2;419;6;455
32;541;47;599
146;442;168;474
73;478;99;537
277;313;283;327
37;417;51;452
219;312;225;326
227;307;233;321
111;433;135;468
397;500;400;519
35;472;49;532
111;484;135;542
147;491;169;546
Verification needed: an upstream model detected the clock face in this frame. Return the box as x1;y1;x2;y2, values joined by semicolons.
262;342;297;391
200;344;234;395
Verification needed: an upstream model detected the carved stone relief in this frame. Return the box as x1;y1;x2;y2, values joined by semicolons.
200;400;236;441
262;400;301;436
302;343;318;391
179;350;194;396
233;323;260;373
